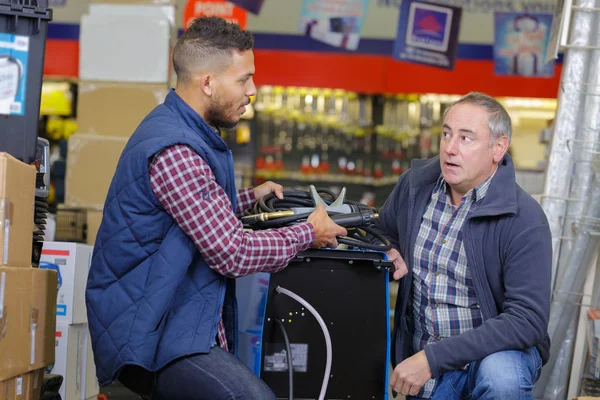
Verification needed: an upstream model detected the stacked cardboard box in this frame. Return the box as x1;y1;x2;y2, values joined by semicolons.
0;153;58;399
40;242;98;400
66;0;176;244
588;308;600;381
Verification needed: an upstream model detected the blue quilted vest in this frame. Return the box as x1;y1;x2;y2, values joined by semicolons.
85;90;239;386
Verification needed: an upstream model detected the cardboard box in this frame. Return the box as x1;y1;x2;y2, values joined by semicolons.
0;368;44;400
0;153;36;268
50;323;99;400
79;13;172;83
0;268;32;381
25;369;42;400
77;82;168;137
30;269;58;371
65;134;128;210
54;206;87;243
88;3;176;26
0;267;58;381
86;210;103;246
39;242;94;325
0;371;28;400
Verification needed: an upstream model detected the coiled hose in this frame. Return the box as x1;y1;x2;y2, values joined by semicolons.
242;188;391;252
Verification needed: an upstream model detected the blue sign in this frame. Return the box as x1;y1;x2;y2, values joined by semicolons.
493;12;554;77
57;304;67;316
393;0;462;69
379;0;555;14
0;34;29;116
299;0;370;51
228;0;264;15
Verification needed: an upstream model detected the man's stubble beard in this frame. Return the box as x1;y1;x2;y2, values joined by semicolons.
206;93;238;130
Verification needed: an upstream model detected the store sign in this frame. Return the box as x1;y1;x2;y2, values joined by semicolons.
377;0;555;14
183;0;248;31
298;0;370;51
392;0;462;70
228;0;265;15
493;12;555;77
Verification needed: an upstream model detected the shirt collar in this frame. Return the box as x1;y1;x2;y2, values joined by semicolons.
435;166;498;203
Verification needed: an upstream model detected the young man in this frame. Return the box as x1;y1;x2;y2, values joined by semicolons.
85;17;346;399
377;92;552;399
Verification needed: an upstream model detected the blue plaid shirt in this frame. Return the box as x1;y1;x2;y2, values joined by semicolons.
411;171;495;398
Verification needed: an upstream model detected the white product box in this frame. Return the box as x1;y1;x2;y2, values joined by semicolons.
39;242;93;324
49;323;99;400
79;13;172;83
88;3;176;26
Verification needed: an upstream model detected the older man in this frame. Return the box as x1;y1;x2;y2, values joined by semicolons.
377;92;551;399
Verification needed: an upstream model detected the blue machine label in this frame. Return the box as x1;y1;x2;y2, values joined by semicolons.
0;33;29;116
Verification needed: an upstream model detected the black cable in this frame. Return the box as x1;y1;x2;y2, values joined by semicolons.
243;188;391;251
274;318;294;400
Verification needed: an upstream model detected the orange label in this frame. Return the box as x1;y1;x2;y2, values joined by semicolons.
589;308;600;320
183;0;248;30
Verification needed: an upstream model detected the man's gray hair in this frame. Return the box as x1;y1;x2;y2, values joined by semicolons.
443;92;512;145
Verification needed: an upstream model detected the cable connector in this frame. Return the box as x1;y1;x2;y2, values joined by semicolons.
330;209;378;228
241;210;295;224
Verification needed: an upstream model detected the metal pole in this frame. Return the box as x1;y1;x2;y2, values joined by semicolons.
540;0;597;291
537;0;600;396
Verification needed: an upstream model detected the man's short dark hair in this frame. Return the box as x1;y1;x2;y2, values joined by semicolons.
173;16;254;83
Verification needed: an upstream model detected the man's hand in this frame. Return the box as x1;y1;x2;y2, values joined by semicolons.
254;181;284;200
390;350;432;396
307;204;347;248
387;248;408;280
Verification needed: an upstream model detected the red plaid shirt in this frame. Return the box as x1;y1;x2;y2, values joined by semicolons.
149;144;315;351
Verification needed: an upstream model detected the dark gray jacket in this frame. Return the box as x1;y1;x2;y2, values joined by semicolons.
376;154;551;378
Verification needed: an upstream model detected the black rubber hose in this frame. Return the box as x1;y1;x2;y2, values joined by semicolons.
243;188;391;251
274;318;294;400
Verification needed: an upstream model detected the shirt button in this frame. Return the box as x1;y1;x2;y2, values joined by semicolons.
433;303;439;308
442;239;447;244
435;272;441;277
437;336;444;341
